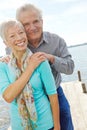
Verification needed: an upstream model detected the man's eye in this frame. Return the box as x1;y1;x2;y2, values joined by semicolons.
34;20;39;24
24;23;30;27
19;31;24;34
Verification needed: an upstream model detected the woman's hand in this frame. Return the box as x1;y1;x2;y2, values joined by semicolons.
26;52;46;70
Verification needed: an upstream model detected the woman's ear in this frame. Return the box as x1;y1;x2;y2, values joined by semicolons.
3;40;9;47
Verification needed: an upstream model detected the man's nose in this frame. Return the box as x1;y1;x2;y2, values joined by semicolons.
29;23;36;30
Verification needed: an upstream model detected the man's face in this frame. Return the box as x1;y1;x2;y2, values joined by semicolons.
19;10;43;44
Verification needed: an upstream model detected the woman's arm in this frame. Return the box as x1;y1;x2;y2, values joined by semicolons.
3;52;46;103
49;94;60;130
38;60;60;130
3;65;34;103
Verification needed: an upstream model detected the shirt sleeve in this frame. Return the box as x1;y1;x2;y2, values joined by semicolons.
51;36;74;74
38;60;57;95
0;62;10;95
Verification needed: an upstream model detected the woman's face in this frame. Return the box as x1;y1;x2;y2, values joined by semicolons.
5;24;28;52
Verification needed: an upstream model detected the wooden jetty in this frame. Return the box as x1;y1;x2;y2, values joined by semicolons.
61;81;87;130
1;81;87;130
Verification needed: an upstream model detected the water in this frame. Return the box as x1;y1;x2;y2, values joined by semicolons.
62;44;87;82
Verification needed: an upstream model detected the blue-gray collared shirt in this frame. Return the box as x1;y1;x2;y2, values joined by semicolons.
28;32;74;88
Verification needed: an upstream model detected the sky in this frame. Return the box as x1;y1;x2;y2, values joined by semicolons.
0;0;87;56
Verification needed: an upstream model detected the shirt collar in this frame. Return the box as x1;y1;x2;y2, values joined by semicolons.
28;32;49;48
42;32;49;44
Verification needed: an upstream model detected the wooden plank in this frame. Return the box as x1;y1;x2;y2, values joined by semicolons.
61;81;87;130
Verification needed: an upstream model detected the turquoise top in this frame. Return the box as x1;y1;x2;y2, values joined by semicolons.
0;60;57;130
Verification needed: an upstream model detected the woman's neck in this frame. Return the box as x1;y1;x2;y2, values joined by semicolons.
13;50;26;68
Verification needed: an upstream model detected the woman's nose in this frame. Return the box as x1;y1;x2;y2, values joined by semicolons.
16;34;22;40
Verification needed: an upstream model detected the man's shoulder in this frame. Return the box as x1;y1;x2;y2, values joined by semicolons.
43;31;65;46
43;31;63;41
44;31;59;37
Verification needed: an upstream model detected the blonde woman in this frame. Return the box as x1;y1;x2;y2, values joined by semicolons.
0;20;60;130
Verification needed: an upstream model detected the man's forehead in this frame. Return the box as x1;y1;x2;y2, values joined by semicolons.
20;13;40;24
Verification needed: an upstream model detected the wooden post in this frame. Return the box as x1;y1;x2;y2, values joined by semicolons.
82;83;87;93
77;71;81;81
77;71;87;93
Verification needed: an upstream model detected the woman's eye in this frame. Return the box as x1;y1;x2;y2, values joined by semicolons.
10;35;15;38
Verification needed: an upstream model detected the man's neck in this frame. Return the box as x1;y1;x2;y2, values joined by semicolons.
30;41;39;48
29;37;42;48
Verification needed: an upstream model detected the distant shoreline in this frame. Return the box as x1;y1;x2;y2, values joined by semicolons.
68;43;87;48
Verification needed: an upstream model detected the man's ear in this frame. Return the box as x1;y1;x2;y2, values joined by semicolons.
40;19;43;26
41;19;43;24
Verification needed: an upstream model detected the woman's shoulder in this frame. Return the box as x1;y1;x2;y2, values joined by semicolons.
39;60;49;68
0;61;7;67
37;60;51;72
0;61;8;69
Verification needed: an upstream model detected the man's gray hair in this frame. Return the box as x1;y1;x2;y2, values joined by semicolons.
0;20;24;41
16;4;42;21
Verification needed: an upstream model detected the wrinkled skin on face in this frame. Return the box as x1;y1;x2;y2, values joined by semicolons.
19;10;43;47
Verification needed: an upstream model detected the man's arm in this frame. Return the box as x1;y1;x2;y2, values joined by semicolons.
51;39;74;74
40;38;74;75
0;55;10;63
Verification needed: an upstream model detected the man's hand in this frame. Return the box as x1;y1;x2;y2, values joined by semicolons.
38;52;55;64
0;55;10;63
26;52;46;70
